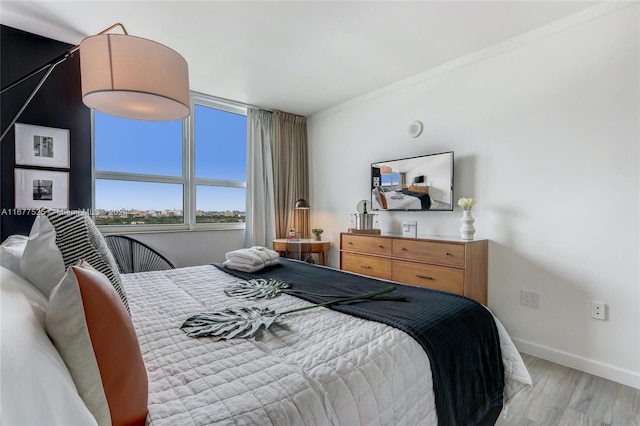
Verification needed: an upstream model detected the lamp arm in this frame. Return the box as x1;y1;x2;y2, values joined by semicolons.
0;53;70;142
0;49;72;95
0;23;127;144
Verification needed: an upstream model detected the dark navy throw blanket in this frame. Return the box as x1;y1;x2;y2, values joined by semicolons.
214;259;504;426
399;189;431;209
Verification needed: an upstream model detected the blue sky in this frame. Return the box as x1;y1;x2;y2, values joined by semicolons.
94;106;246;212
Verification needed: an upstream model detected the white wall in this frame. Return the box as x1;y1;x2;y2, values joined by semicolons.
307;3;639;388
123;229;244;268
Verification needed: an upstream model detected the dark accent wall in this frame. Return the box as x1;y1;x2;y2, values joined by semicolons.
1;25;92;240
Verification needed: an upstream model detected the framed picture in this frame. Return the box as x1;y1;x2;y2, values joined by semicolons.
402;220;417;238
15;123;70;168
15;168;69;210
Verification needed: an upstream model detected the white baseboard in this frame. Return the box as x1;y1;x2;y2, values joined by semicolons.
512;338;640;390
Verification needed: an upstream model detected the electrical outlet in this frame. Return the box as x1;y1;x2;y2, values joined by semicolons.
591;302;607;320
520;290;540;308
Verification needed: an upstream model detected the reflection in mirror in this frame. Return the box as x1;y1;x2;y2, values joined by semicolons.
371;151;453;211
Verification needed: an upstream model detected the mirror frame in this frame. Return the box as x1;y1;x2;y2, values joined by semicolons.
371;151;454;211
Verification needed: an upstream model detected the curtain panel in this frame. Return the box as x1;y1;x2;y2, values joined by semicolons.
273;111;309;239
245;108;276;247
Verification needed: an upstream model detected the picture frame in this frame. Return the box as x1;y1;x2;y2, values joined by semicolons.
15;168;69;210
15;123;70;168
402;220;417;238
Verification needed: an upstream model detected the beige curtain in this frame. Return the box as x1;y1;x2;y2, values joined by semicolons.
273;111;309;239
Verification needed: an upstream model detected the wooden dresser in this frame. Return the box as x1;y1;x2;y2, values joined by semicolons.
340;233;488;304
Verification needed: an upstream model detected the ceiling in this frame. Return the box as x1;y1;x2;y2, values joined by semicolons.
1;1;600;117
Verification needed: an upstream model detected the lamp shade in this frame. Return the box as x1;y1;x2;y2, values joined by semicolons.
79;34;190;121
294;199;310;209
380;165;392;175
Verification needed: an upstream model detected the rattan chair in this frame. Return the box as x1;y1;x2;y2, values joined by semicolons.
104;235;175;274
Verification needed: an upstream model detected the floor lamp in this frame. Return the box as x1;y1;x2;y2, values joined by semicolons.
1;23;191;143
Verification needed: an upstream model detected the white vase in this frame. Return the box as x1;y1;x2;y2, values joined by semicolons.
460;210;475;240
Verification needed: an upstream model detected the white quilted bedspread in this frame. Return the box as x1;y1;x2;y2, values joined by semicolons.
122;265;530;426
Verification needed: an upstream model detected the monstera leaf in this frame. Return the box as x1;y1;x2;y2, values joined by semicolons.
224;278;292;299
182;285;400;340
181;307;283;339
225;278;407;301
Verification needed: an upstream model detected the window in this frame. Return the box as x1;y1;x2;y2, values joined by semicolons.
193;98;247;224
93;93;247;231
381;172;399;187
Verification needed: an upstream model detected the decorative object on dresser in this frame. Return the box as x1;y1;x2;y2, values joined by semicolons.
311;228;323;241
402;221;417;238
340;233;488;305
460;211;476;240
458;197;477;240
353;199;377;230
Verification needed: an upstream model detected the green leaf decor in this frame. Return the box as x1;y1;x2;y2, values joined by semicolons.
181;307;283;340
181;285;401;339
224;278;292;299
225;278;407;301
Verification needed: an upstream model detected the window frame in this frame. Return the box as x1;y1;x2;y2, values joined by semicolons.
92;92;247;233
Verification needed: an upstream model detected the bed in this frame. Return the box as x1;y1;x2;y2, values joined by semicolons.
0;209;531;426
372;188;450;210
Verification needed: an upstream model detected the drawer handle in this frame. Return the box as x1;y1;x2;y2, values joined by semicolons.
445;252;451;256
378;245;384;248
360;264;371;269
416;274;434;280
348;242;353;245
402;247;408;251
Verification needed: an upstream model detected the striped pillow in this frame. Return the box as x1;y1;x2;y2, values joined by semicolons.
40;209;128;311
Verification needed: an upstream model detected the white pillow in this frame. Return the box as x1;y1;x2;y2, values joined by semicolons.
0;234;28;276
20;215;66;298
0;266;48;327
0;266;97;426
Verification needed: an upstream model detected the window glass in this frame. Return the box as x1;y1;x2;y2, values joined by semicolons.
195;185;246;223
94;180;183;225
382;172;399;187
94;112;182;176
195;105;246;181
93;96;247;230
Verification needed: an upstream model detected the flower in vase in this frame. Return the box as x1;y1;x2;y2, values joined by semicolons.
457;198;476;211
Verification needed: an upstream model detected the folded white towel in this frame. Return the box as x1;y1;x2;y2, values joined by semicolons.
225;246;280;266
222;260;265;273
225;249;263;266
250;246;280;264
249;247;271;265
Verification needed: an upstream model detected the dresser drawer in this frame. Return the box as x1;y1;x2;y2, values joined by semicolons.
392;260;464;295
341;252;392;280
392;239;464;267
341;234;392;256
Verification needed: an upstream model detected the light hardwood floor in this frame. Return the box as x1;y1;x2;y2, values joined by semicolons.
496;354;640;425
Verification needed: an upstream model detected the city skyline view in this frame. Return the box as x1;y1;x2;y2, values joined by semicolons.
94;207;245;226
